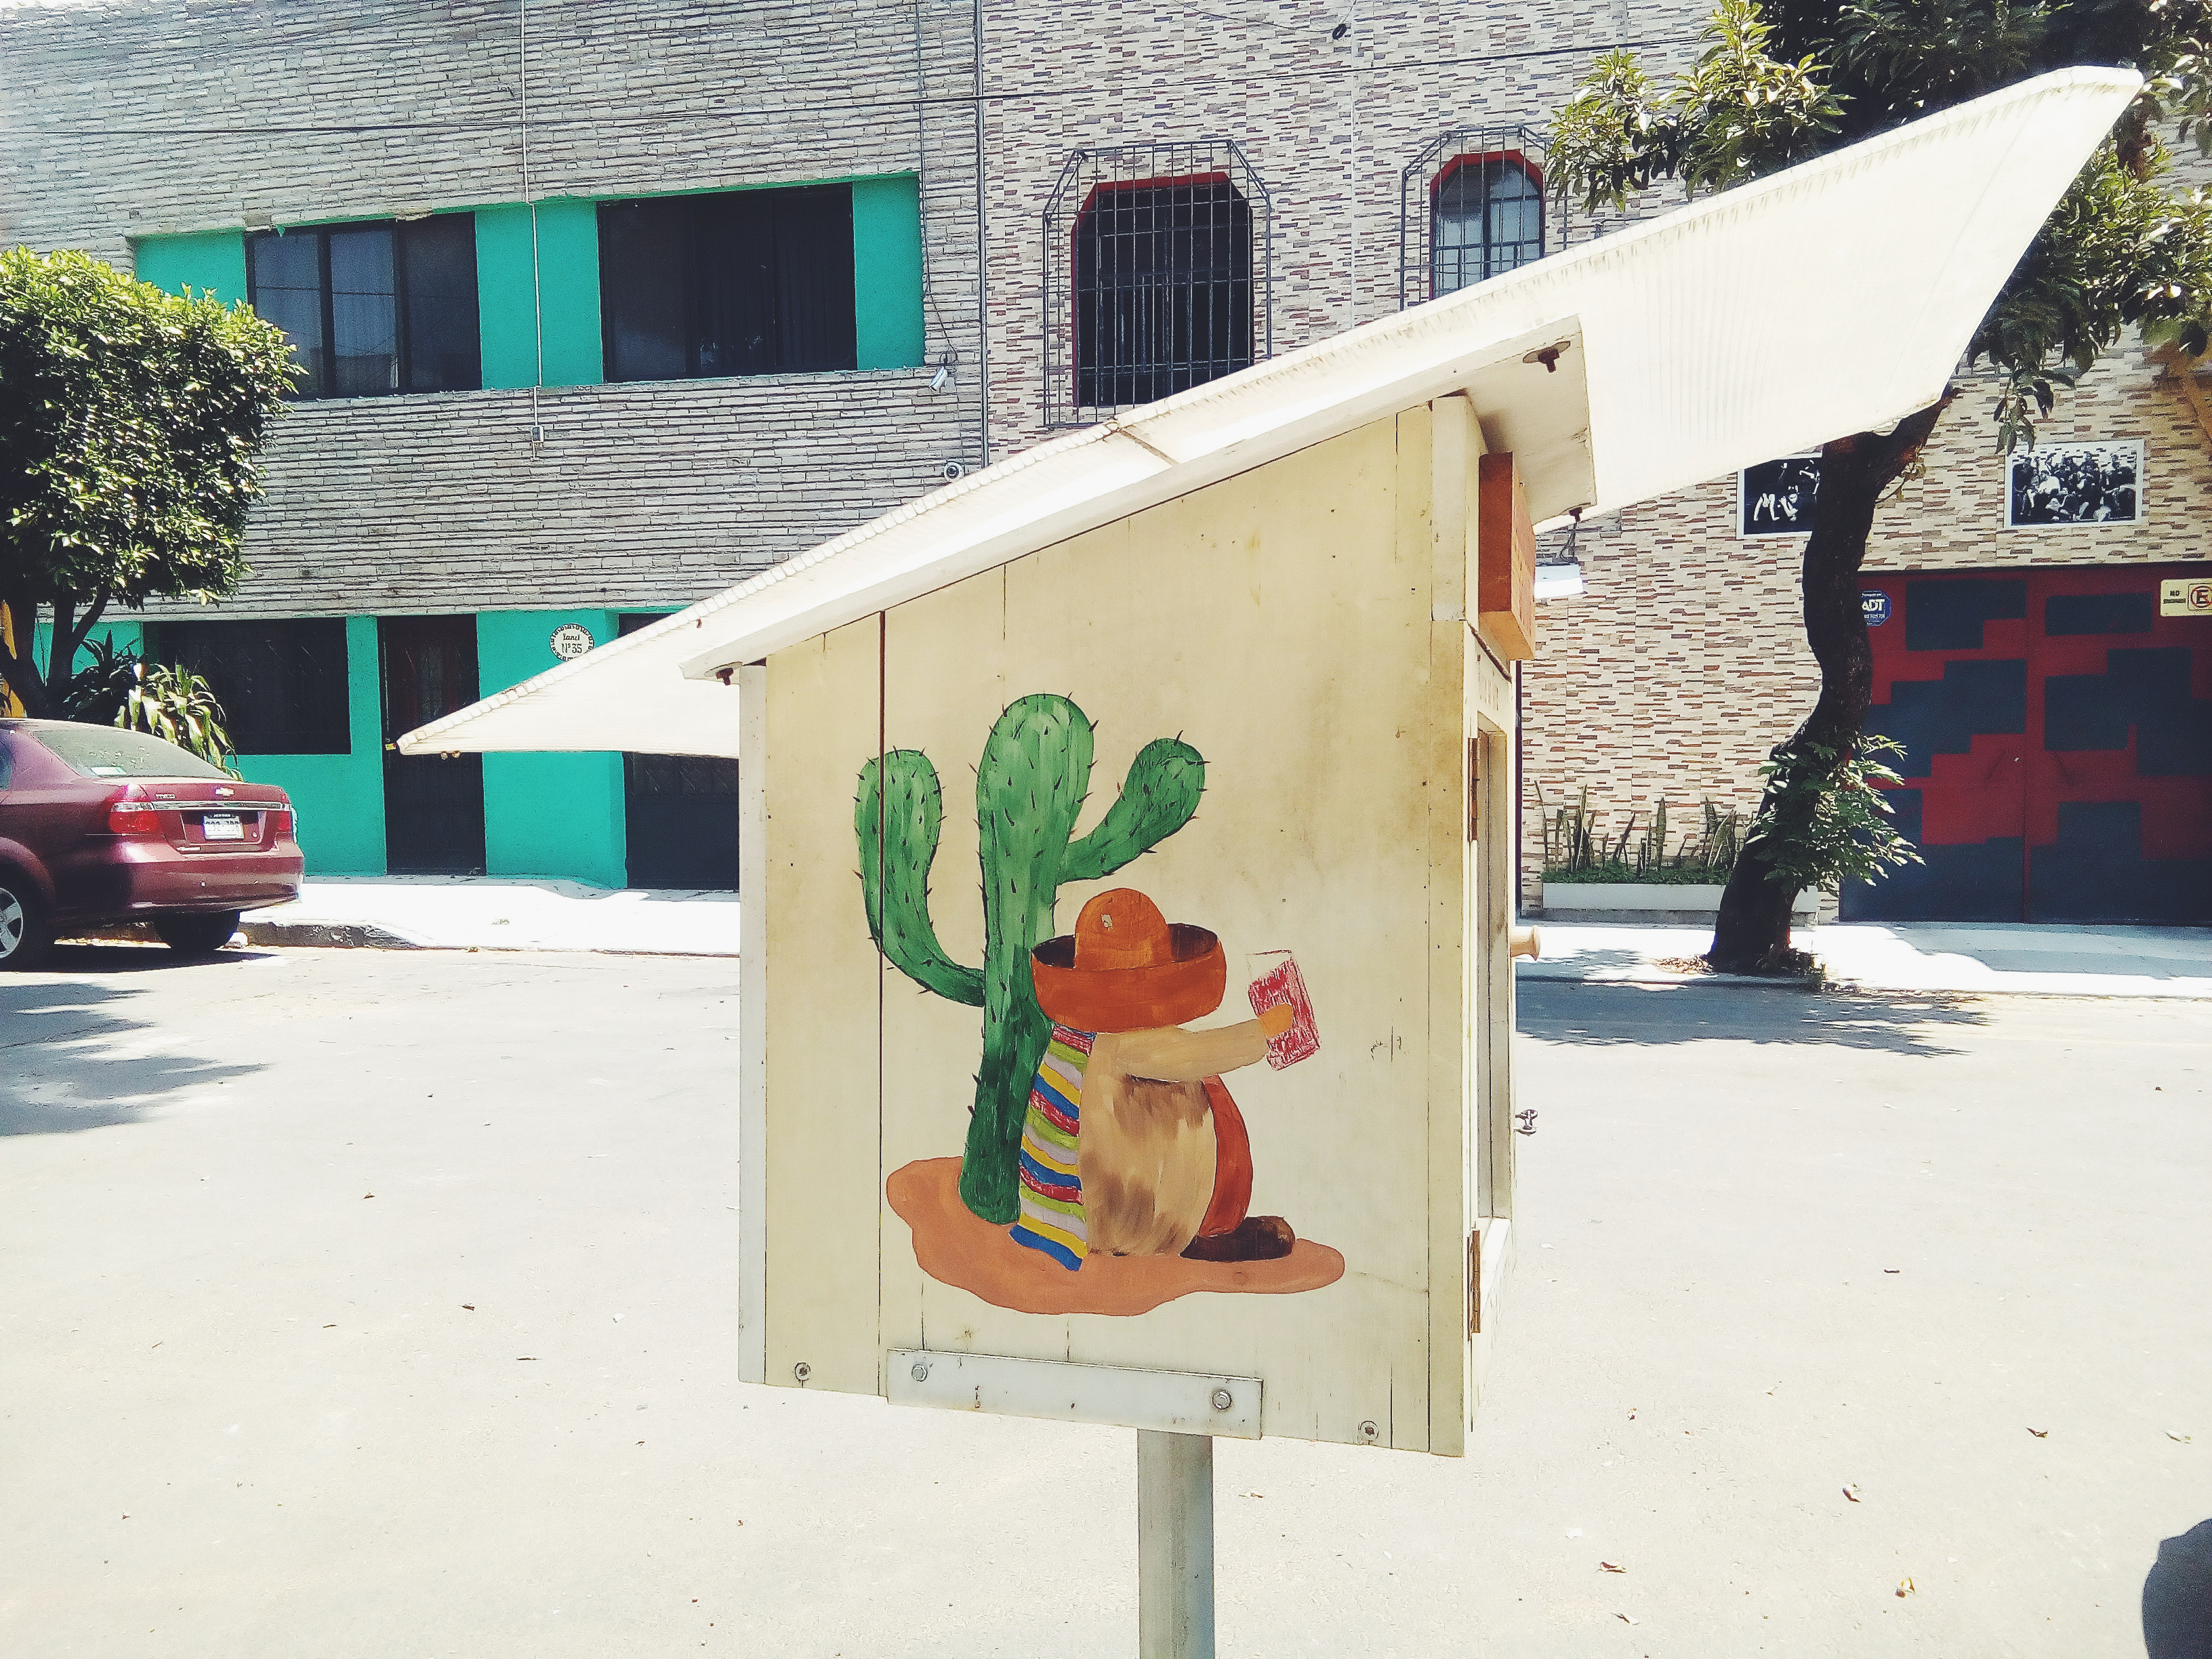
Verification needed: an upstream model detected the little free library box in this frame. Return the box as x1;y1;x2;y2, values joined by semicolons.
405;70;2135;1460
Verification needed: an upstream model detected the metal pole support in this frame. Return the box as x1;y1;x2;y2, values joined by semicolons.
1137;1429;1214;1659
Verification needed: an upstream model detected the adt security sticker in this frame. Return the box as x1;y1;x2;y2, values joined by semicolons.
1862;590;1892;626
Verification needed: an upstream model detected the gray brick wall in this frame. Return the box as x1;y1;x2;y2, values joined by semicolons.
2;0;991;615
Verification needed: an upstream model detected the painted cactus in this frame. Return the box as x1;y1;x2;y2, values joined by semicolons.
857;693;1205;1224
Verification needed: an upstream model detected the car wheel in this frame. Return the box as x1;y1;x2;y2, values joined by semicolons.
0;874;54;971
152;911;243;958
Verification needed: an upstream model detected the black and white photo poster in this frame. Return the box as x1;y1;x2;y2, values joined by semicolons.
2006;439;2143;527
1739;455;1821;537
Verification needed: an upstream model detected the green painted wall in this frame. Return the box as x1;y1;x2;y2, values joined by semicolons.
852;174;926;371
31;615;143;678
476;610;626;888
131;231;247;306
230;615;386;876
475;199;605;390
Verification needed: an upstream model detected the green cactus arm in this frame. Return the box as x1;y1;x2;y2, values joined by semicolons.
1061;737;1206;884
857;750;985;1006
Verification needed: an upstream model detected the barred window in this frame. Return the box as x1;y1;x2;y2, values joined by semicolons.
1401;127;1561;308
1432;155;1544;295
1043;140;1271;425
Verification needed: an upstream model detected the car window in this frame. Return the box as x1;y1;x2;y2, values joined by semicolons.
26;722;228;780
0;737;12;790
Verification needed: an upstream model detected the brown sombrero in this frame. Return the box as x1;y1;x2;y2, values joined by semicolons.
1030;888;1226;1033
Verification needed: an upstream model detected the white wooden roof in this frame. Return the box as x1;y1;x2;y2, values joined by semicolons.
402;67;2137;759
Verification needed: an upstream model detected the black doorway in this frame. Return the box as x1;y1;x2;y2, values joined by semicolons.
380;615;486;874
620;613;741;889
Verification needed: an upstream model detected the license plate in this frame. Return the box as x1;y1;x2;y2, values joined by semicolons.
201;813;245;841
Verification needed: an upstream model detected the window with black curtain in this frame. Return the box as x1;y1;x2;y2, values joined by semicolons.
144;619;352;755
246;216;481;399
1071;176;1254;408
599;186;858;382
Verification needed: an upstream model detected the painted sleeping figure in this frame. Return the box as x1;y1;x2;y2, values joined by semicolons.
1011;888;1299;1269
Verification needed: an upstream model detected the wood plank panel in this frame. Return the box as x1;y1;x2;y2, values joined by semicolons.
762;618;884;1395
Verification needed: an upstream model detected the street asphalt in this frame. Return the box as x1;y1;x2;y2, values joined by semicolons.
1;943;2206;1657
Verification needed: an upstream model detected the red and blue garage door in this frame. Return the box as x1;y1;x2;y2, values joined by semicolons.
1842;564;2212;924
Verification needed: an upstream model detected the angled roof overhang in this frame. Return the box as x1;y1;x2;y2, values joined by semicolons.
401;67;2138;760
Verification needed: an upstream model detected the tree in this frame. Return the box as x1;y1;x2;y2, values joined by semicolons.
0;247;294;718
1547;0;2212;971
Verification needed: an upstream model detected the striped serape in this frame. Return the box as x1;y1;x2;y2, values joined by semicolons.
1008;1024;1094;1270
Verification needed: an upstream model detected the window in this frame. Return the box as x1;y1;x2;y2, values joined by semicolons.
247;217;480;399
144;618;352;756
1399;127;1557;308
598;186;857;382
1431;154;1544;295
26;723;229;781
1042;140;1273;424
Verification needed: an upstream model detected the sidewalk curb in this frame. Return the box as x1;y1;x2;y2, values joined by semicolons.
1519;966;2212;1001
1519;968;1822;991
241;919;424;951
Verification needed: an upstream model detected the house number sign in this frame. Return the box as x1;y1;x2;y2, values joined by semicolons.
550;623;596;660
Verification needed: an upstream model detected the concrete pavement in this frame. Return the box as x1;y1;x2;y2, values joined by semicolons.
3;944;2207;1656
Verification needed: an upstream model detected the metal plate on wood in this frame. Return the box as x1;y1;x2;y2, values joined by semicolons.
888;1350;1264;1439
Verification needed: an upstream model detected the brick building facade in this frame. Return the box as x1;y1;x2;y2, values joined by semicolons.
6;1;2203;912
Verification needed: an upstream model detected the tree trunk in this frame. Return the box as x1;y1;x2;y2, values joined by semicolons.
1704;394;1955;973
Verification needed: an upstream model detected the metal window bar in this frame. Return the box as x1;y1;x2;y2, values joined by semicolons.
1398;125;1640;309
1043;138;1273;427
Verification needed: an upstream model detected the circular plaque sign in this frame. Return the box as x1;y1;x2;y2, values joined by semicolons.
550;622;596;660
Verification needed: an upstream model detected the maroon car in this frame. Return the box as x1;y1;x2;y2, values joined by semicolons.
0;719;303;969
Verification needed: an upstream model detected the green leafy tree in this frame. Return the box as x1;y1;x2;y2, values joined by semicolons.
1548;0;2212;971
0;247;293;718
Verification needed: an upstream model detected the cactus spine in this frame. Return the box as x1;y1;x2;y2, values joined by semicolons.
857;693;1205;1224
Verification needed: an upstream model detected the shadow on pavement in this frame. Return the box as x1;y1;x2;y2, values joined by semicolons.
2146;1517;2212;1659
1519;980;1991;1057
0;949;266;1136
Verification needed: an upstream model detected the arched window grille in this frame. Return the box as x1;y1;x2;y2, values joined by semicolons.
1431;153;1545;295
1043;139;1273;426
1401;125;1569;308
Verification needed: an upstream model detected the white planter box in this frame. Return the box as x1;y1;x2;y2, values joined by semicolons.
1542;882;1818;916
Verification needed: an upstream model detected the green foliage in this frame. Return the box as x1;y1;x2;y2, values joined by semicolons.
1740;733;1921;890
117;661;239;776
0;247;293;715
1549;0;1842;211
1674;0;1847;194
1549;53;1680;211
1973;138;2212;445
1546;0;2212;447
1540;787;1744;883
856;693;1204;1225
56;633;140;725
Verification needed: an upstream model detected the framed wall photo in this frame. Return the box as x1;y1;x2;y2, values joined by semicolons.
2006;438;2144;528
1740;455;1821;537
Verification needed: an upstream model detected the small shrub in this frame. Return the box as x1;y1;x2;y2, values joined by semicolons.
1538;785;1744;885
